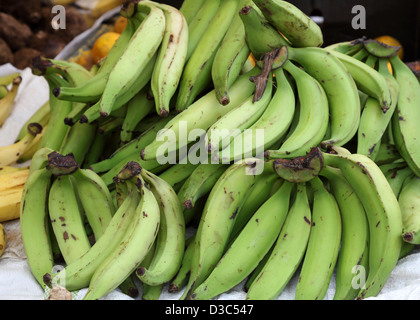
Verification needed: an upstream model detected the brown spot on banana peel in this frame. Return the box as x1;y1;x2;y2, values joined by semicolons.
403;232;414;242
230;207;239;220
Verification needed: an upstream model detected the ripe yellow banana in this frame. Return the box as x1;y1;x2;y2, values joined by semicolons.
0;186;23;223
0;223;5;257
0;123;43;167
0;167;29;192
0;76;21;127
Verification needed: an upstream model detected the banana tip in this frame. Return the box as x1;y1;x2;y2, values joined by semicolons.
403;232;414;243
159;108;169;118
219;96;230;106
136;266;146;277
183;200;193;210
168;284;179;293
79;115;88;123
52;87;60;97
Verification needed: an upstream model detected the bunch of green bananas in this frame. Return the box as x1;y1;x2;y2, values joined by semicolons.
15;0;420;301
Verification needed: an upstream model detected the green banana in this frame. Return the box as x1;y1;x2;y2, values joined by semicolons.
83;130;108;168
399;175;420;244
151;2;188;117
48;178;140;291
266;61;329;159
78;52;156;125
206;75;273;156
223;66;295;163
212;6;251;105
252;0;323;48
32;56;93;88
382;163;414;197
118;274;139;299
295;177;341;300
320;166;369;301
243;245;273;293
177;163;228;210
70;168;116;241
20;168;54;289
390;55;420;177
363;39;401;59
246;182;311;300
190;181;294;300
120;87;154;145
328;50;392;112
135;169;185;286
37;75;72;152
168;235;196;294
322;152;403;299
180;160;260;299
89;115;172;174
185;0;221;60
357;58;400;160
288;46;361;147
140;67;260;162
179;0;206;24
229;173;279;241
239;4;289;61
53;14;141;103
158;162;198;190
375;143;402;166
175;0;240;111
60;121;98;166
83;166;160;300
98;2;165;118
48;174;92;265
